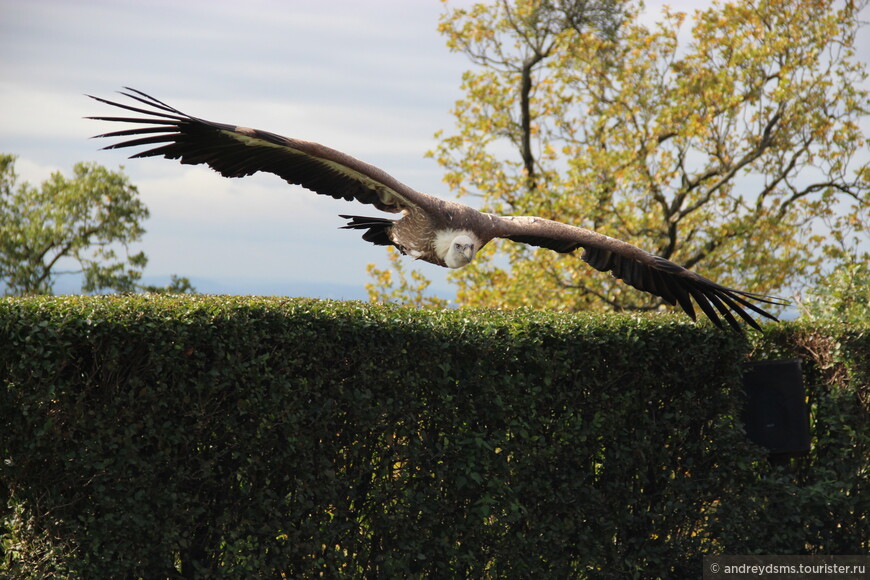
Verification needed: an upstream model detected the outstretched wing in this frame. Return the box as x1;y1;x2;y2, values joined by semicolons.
87;88;435;213
494;215;786;331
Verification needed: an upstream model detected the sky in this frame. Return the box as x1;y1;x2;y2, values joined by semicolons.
1;0;868;300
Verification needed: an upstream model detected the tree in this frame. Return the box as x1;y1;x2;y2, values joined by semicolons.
139;274;197;295
797;260;870;325
370;0;870;313
366;247;449;308
0;154;193;296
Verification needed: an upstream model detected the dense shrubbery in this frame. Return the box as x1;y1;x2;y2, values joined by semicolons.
0;296;866;578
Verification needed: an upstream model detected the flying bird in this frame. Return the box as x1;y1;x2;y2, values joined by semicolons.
88;88;785;330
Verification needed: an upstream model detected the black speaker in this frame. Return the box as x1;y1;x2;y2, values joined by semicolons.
741;359;810;455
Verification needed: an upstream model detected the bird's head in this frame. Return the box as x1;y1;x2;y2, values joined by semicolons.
444;234;477;268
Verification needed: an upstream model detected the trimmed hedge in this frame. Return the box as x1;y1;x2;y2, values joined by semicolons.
0;296;866;578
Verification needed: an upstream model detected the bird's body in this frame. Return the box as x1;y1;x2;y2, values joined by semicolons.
89;88;786;330
391;201;485;268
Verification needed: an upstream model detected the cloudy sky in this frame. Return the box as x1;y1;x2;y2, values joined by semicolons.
1;0;867;300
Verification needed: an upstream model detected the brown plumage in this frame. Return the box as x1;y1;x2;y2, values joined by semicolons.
88;88;787;330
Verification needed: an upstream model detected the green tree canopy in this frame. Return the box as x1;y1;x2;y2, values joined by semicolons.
370;0;870;314
0;154;192;296
798;261;870;325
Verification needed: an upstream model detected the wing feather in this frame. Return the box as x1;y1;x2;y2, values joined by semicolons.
88;88;435;213
496;215;785;330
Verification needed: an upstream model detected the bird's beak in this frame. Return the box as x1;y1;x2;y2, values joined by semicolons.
463;246;474;263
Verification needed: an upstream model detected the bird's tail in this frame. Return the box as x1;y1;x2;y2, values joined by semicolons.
339;215;395;248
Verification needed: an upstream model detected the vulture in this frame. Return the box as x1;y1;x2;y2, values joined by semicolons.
88;88;786;330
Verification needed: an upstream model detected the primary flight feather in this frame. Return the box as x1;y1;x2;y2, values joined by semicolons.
88;88;786;330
